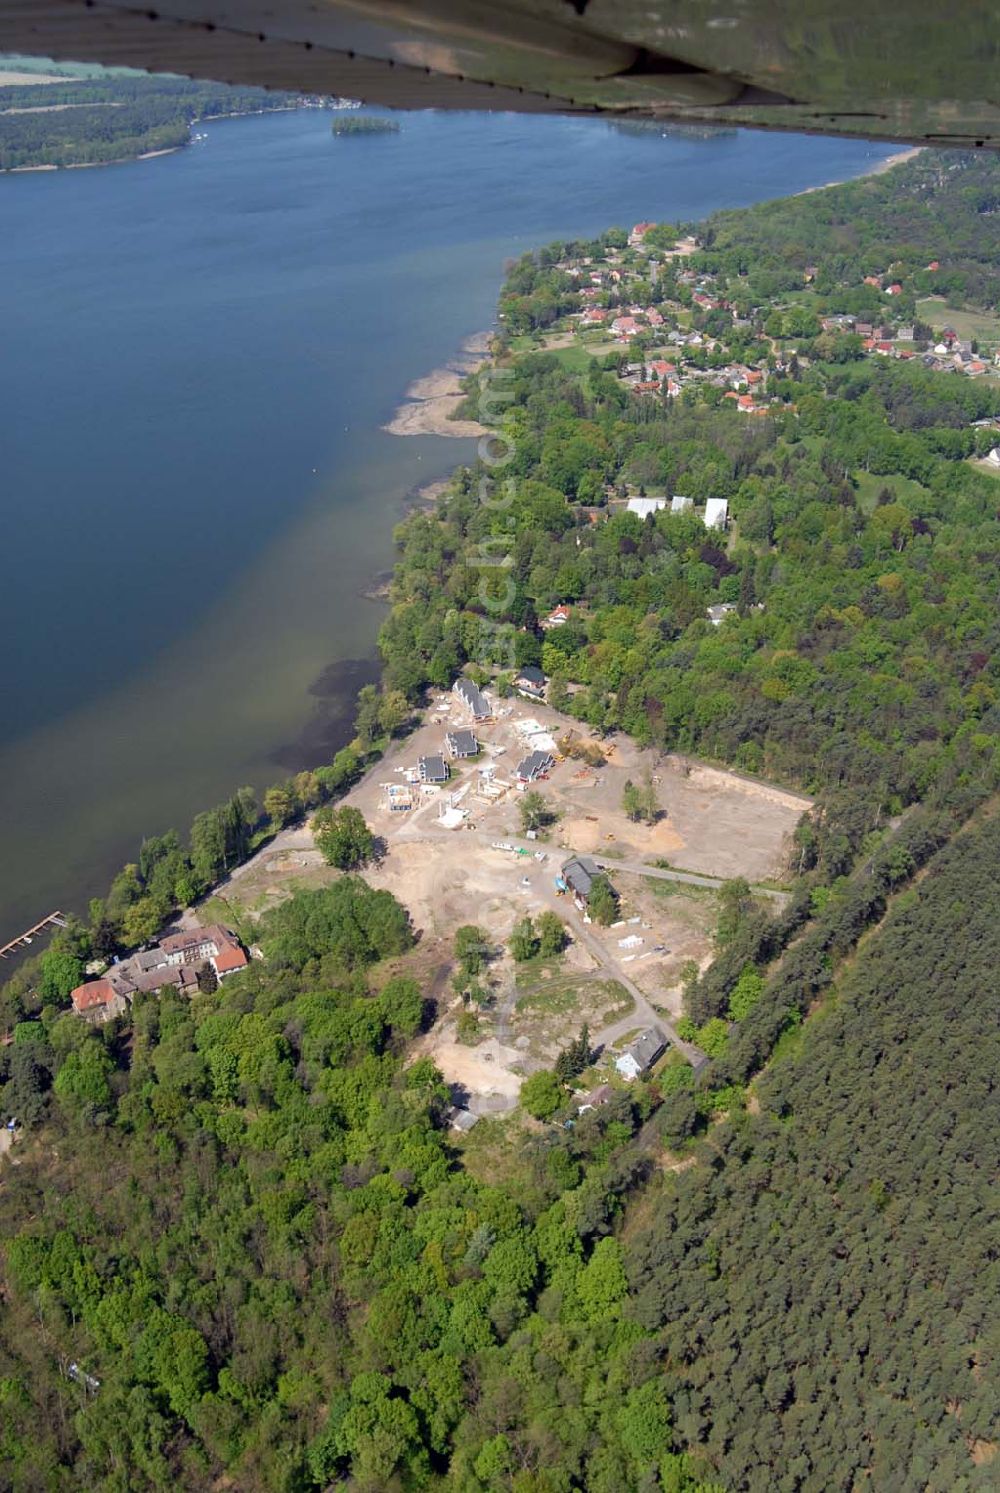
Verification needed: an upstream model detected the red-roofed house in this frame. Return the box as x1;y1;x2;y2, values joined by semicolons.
649;360;676;378
611;315;639;339
580;306;608;325
736;393;756;412
213;943;249;977
886;283;903;296
629;221;656;246
71;978;129;1024
926;260;940;271
863;275;882;287
541;604;572;629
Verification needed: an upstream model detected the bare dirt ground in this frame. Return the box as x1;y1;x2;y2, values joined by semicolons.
211;690;810;1108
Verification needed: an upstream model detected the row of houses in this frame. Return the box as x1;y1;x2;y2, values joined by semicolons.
71;924;248;1022
625;494;728;529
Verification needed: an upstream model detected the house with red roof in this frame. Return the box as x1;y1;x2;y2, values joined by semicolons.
71;978;129;1024
629;221;656;246
69;924;248;1019
541;604;572;629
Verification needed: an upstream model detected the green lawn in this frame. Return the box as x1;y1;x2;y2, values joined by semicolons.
916;297;1000;347
546;344;595;373
852;469;931;514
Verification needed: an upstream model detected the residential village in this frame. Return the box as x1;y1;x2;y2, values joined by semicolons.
507;219;1000;458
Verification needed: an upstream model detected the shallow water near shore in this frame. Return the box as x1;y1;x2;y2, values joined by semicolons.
0;108;893;938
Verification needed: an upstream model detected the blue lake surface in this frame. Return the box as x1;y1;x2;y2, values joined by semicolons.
0;109;892;935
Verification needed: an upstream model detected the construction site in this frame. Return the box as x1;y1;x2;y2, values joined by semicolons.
210;684;811;1117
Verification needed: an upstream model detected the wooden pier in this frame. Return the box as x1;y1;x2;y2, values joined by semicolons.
0;912;68;960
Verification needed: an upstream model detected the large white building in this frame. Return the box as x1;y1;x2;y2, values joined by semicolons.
703;498;729;530
626;496;667;518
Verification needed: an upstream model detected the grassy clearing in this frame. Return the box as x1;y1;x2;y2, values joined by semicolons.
917;297;1000;346
647;878;718;906
514;965;632;1022
852;469;931;514
545;343;596;373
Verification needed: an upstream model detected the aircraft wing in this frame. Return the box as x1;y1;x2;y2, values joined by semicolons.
0;0;998;148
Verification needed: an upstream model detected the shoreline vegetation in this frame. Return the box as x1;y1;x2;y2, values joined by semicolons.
0;68;330;172
2;146;1000;1490
331;114;400;136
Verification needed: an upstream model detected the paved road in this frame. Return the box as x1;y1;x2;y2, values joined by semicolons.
590;854;790;905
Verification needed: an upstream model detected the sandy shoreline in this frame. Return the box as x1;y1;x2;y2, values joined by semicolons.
795;145;923;197
383;332;492;438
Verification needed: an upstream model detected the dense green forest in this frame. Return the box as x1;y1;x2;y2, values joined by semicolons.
0;75;306;169
1;801;997;1489
2;152;1000;1489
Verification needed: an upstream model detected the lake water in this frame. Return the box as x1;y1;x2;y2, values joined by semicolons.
0;110;892;939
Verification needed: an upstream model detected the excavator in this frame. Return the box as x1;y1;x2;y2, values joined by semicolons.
0;0;997;150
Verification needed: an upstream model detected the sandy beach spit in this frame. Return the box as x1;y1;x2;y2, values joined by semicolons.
383;334;492;438
0;71;65;86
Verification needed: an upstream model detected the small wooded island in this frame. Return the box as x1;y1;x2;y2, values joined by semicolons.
331;115;400;136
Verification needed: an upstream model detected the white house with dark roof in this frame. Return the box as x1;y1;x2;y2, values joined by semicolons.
445;729;479;758
516;749;555;783
515;665;547;699
452;677;491;720
616;1027;668;1080
418;755;449;784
